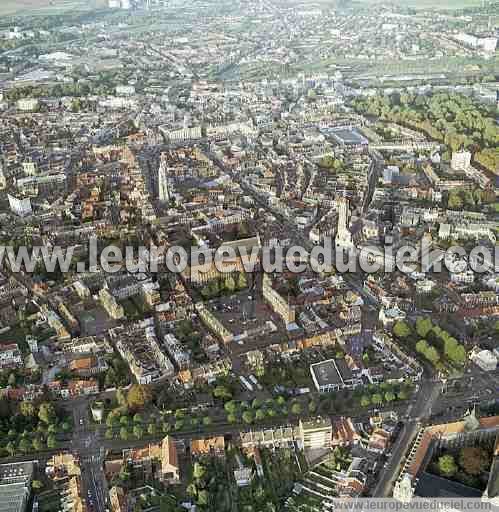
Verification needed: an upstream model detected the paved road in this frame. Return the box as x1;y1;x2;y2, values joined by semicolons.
371;379;441;497
71;399;108;512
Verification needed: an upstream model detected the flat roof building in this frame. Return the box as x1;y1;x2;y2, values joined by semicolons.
310;359;343;392
0;461;35;512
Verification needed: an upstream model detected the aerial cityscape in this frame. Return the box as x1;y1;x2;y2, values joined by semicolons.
0;0;498;511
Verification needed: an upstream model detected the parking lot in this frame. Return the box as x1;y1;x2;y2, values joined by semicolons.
204;290;290;353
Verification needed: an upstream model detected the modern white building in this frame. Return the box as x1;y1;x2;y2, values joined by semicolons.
8;194;32;217
470;349;497;372
161;126;202;142
451;150;471;171
379;307;406;327
116;85;136;96
16;98;39;112
298;418;332;450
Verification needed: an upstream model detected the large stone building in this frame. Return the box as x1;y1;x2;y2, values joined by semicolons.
394;408;499;503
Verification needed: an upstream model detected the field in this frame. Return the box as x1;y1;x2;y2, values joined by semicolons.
0;0;106;16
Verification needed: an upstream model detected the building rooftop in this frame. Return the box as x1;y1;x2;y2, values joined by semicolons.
415;472;482;499
310;359;343;388
0;461;35;512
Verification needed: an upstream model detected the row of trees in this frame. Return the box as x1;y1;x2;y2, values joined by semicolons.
393;318;466;369
106;403;215;438
200;273;248;299
224;396;310;425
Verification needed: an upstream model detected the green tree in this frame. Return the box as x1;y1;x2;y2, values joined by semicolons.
32;480;43;491
38;403;56;425
459;447;489;476
385;391;396;403
105;429;114;440
47;435;57;449
242;410;254;424
393;321;411;339
224;401;238;415
104;368;117;389
360;395;371;408
416;318;433;338
444;337;466;365
448;192;463;210
255;409;266;422
372;394;383;406
291;402;302;416
32;437;44;451
426;346;440;364
127;385;151;411
193;462;206;480
438;455;458;477
5;441;16;457
19;402;36;417
202;417;213;427
197;490;209;506
252;398;262;409
224;276;236;293
106;410;121;428
18;438;31;453
237;273;247;290
147;423;157;436
213;386;232;401
227;413;237;424
133;425;144;439
119;427;129;441
187;483;198;498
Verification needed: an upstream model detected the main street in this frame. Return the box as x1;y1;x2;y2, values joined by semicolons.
71;399;108;512
371;379;441;497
